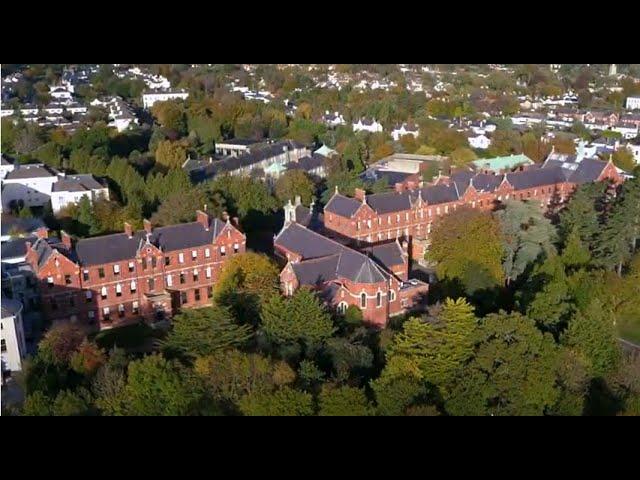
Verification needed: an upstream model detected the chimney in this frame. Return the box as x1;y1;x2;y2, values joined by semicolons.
354;188;367;202
395;183;405;193
143;219;152;234
196;210;210;230
35;227;49;239
61;231;72;250
124;222;133;238
401;240;409;253
294;195;301;206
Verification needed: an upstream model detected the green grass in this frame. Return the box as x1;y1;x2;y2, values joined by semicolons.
617;315;640;345
91;322;157;351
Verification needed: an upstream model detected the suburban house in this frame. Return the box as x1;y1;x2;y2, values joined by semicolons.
274;217;428;327
322;111;347;127
91;96;138;132
468;134;492;150
24;211;246;330
142;89;189;109
391;123;419;141
352;118;384;134
1;164;109;213
214;139;262;158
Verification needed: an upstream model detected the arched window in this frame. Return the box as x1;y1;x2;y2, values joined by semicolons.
337;302;348;314
361;293;367;308
390;290;396;302
376;291;382;307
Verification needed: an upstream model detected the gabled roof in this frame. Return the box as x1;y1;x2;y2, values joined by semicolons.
74;218;229;266
5;164;57;180
363;242;405;270
324;193;362;217
275;222;342;259
568;157;608;184
367;191;412;214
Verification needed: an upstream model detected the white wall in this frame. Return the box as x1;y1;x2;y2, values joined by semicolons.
1;303;26;373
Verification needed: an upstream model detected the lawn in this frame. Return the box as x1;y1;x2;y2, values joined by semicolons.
91;322;160;352
617;314;640;345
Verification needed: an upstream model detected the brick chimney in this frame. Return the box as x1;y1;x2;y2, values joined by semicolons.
196;210;210;231
143;219;152;234
124;222;133;239
354;188;366;201
35;227;49;239
395;183;405;193
61;231;73;250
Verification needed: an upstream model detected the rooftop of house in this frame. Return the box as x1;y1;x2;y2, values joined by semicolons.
4;164;58;180
1;215;45;237
471;154;534;173
1;298;23;318
52;174;105;192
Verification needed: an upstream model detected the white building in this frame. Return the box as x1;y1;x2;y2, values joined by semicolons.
142;90;189;109
468;134;492;150
352;118;384;134
1;154;16;180
391;123;419;141
1;299;26;375
322;111;347;127
626;141;640;165
611;124;639;140
1;165;109;213
625;96;640;111
49;85;74;103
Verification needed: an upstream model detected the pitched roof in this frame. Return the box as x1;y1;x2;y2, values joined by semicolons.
568;157;608;184
74;218;228;266
363;242;405;270
324;193;362;217
1;215;45;236
367;191;412;214
52;174;104;192
275;222;342;259
5;164;57;180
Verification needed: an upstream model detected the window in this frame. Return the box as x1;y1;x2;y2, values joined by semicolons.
128;261;135;273
180;272;185;284
151;257;157;269
47;276;54;288
148;278;155;291
103;307;110;322
390;290;396;302
444;205;449;214
195;289;201;301
387;216;391;225
234;243;239;254
88;310;95;320
361;293;367;308
86;290;93;302
130;280;136;293
405;213;409;221
118;304;125;318
142;259;147;271
178;253;184;264
193;269;199;282
220;246;226;257
207;286;213;298
376;291;382;307
101;287;107;299
83;269;89;281
165;256;170;266
98;268;105;279
192;250;197;260
205;248;210;258
206;267;212;279
132;301;139;315
180;291;188;305
116;283;122;297
65;275;72;285
396;214;400;223
337;302;348;314
166;274;173;287
113;264;120;275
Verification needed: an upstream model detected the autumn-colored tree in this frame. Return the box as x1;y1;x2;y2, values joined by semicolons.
611;147;636;173
69;341;106;376
449;147;477;167
373;143;395;160
155;140;187;170
151;100;186;135
399;134;418;153
275;170;315;206
426;208;504;293
238;386;314;416
38;323;86;366
318;385;373;416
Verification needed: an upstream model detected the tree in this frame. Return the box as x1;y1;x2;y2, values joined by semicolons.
52;389;91;416
558;182;606;247
415;145;437;155
75;196;101;236
323;337;374;382
155;140;187;170
562;299;621;378
445;312;559;416
487;130;522;157
383;298;477;387
426;208;504;293
449;147;477;167
22;391;52;416
70;341;106;376
399;134;418;153
151;100;186;136
214;252;280;322
92;363;128;416
151;188;217;226
561;228;592;270
260;288;336;352
164;305;253;358
38;323;86;367
18;205;33;218
371;375;426;416
494;200;557;284
275;170;315;206
298;360;325;390
238;386;314;416
318;385;373;416
373;143;395;160
194;350;294;407
123;354;201;416
550;348;590;416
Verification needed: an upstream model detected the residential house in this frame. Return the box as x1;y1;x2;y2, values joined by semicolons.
142;89;189;109
391;123;419;141
352;118;384;134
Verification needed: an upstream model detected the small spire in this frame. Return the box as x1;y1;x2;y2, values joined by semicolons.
145;231;152;244
335;185;339;195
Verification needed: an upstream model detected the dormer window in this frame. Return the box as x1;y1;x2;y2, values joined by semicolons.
47;276;54;288
220;246;226;257
128;261;135;272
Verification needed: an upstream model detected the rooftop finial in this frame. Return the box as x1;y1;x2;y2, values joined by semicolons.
145;231;152;244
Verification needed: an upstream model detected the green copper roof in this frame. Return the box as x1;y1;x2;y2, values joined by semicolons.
265;162;287;174
471;154;534;172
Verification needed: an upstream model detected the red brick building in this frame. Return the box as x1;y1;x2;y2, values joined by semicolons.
323;157;623;263
274;221;428;328
25;211;246;330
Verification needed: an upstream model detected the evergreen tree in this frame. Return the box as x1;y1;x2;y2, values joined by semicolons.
318;385;373;416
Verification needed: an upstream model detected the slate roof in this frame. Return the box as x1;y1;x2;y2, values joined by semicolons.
1;298;23;318
367;191;412;214
1;235;37;260
276;223;390;285
52;174;104;192
363;242;405;270
506;167;568;190
324;193;362;217
5;164;57;180
419;183;459;204
567;158;607;184
74;218;228;266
